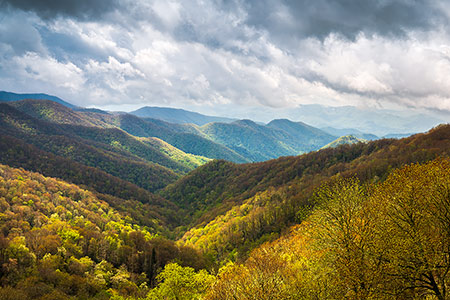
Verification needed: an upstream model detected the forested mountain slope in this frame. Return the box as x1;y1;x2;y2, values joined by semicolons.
0;133;180;233
165;124;450;260
9;99;113;128
267;119;336;150
0;104;179;192
206;158;450;300
116;114;249;163
0;164;207;299
7;99;340;163
200;120;296;161
197;119;336;161
9;100;249;164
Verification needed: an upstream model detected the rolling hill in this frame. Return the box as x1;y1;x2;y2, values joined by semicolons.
6;98;342;163
197;119;336;161
8;99;249;164
200;120;297;161
9;99;115;128
117;114;249;163
0;103;180;192
267;119;336;151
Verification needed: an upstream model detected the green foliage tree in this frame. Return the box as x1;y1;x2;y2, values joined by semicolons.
0;164;207;299
147;263;215;300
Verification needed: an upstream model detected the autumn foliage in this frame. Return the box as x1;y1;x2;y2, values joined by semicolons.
207;157;450;299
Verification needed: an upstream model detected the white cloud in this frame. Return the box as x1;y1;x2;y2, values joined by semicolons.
297;33;450;110
151;0;181;29
12;52;85;91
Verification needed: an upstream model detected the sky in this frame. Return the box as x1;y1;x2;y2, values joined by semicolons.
1;0;450;125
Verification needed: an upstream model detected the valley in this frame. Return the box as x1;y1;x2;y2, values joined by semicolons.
0;92;449;299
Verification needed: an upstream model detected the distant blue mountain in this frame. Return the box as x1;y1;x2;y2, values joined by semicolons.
320;126;379;140
280;104;443;137
0;91;76;109
130;106;236;126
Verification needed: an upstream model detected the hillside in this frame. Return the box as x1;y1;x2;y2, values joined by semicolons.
7;99;249;164
0;103;180;192
0;91;76;108
200;120;296;161
142;137;211;170
267;119;336;151
0;133;182;232
320;134;366;149
7;100;211;174
8;99;341;163
131;106;236;125
199;119;335;162
0;164;207;299
164;124;450;260
117;114;249;163
206;158;450;300
9;99;114;128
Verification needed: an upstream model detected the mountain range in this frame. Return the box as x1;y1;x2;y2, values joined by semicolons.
1;92;342;162
1;90;450;299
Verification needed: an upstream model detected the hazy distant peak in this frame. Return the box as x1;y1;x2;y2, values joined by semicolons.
0;91;76;109
130;106;236;126
232;119;258;127
267;118;310;127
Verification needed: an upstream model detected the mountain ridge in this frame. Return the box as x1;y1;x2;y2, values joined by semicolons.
131;106;236;126
0;91;76;108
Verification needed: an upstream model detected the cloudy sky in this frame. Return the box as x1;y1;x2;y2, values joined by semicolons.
1;0;450;122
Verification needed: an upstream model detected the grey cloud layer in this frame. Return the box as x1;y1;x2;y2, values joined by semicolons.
0;0;449;117
243;0;444;41
0;0;120;20
4;0;444;39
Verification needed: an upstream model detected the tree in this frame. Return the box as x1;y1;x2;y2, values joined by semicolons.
146;263;214;300
312;158;450;299
312;178;387;299
370;159;450;299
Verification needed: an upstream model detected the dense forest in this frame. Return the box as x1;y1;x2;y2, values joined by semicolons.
2;149;450;299
1;98;450;299
0;164;208;299
165;124;450;262
206;158;450;299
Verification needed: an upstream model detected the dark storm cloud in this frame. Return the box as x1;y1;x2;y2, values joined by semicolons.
0;0;121;20
242;0;445;40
